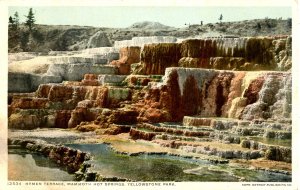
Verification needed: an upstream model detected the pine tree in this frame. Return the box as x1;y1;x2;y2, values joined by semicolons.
9;16;14;25
12;11;20;33
9;12;20;30
219;14;223;23
25;8;35;31
256;22;261;30
8;16;14;31
14;11;19;29
8;11;21;51
287;18;292;29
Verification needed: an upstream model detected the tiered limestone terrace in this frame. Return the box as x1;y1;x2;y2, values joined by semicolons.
8;35;292;182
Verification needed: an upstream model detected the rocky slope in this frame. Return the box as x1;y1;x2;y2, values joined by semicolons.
8;19;291;52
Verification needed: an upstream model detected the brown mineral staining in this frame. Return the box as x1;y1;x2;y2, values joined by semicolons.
10;97;48;109
81;74;99;86
182;75;201;116
48;85;74;101
8;35;292;175
141;43;181;75
55;110;72;128
111;46;141;75
134;37;291;75
200;72;234;117
243;76;265;105
36;84;52;98
165;70;182;121
226;72;246;111
129;128;156;141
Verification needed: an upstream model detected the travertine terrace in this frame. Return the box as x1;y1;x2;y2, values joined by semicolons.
8;34;292;181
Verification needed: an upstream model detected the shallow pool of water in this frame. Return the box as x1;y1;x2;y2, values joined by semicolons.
246;136;291;147
65;143;291;182
8;147;74;181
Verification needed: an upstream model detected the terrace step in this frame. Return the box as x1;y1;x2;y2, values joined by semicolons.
124;75;162;87
240;138;291;162
98;75;127;86
240;136;291;147
179;145;263;160
47;64;118;81
133;123;211;138
183;116;212;127
155;134;213;142
158;123;214;132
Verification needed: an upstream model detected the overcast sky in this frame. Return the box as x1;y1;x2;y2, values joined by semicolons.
8;6;292;28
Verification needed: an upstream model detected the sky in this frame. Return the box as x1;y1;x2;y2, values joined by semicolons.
8;6;292;28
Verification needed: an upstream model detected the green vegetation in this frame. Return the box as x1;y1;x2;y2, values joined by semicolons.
25;8;35;31
8;12;21;51
8;8;45;52
218;14;223;24
287;18;292;28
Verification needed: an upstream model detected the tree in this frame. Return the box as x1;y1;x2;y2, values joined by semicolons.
14;11;19;29
219;14;223;23
287;18;292;29
256;22;261;30
9;11;19;30
9;16;14;25
20;31;30;51
25;8;35;31
8;11;21;51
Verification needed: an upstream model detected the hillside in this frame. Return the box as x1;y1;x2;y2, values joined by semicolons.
129;21;175;30
8;18;292;53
